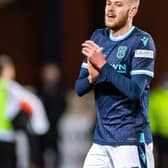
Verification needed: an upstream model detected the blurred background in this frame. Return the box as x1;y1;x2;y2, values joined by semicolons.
0;0;167;168
0;0;165;88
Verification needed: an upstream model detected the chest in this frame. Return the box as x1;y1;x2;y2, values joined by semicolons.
99;40;134;75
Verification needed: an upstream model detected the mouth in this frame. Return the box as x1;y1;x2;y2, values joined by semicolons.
106;14;116;20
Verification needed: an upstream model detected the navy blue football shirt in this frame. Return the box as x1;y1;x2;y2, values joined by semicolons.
75;26;156;146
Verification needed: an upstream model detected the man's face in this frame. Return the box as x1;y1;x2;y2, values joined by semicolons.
2;64;16;80
105;0;132;31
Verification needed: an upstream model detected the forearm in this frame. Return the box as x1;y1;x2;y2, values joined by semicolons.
75;69;93;96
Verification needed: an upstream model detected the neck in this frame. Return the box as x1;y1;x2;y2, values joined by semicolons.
110;22;133;37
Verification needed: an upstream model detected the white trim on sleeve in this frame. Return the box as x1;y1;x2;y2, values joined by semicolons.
130;70;154;77
81;62;88;69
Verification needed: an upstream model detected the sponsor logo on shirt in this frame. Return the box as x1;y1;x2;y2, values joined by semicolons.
141;36;149;47
134;50;154;59
110;63;127;73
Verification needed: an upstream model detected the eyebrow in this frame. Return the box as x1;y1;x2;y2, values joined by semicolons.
106;0;124;3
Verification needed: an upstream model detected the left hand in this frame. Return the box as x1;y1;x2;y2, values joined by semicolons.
81;40;106;70
88;60;99;84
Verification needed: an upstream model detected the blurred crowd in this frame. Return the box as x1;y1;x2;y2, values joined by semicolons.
0;54;95;168
1;54;168;168
149;74;168;168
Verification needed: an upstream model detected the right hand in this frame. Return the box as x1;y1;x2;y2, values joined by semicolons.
82;40;106;70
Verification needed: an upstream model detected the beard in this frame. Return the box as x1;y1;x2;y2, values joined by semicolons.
105;10;129;31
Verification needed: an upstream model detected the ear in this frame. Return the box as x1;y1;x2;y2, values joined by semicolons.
129;7;138;17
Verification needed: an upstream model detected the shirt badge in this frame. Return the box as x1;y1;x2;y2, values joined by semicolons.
117;46;127;59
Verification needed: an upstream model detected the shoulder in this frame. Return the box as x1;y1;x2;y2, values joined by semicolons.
133;27;155;41
8;80;22;90
90;28;109;40
92;28;108;34
9;80;33;97
132;27;156;50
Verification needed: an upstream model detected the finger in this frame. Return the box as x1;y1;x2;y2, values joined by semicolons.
82;41;100;52
82;47;98;57
83;40;100;50
82;41;103;57
88;75;92;83
81;42;93;50
82;48;92;57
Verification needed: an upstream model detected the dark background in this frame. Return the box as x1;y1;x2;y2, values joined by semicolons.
0;0;166;88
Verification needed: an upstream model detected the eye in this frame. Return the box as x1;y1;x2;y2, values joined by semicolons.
115;2;122;6
106;0;111;6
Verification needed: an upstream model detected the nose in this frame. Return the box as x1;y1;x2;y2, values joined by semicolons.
106;3;115;11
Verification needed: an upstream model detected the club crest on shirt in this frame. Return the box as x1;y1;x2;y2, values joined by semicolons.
116;46;127;59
